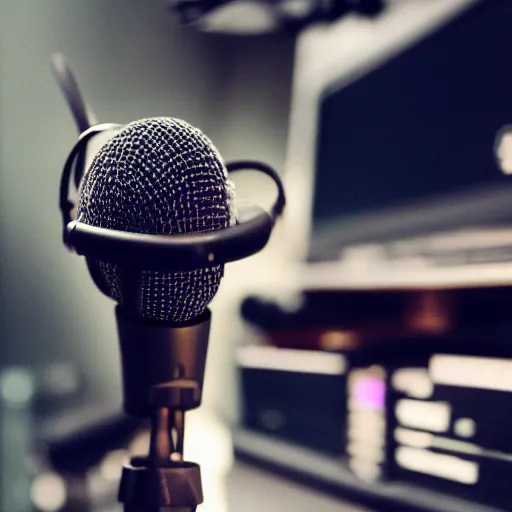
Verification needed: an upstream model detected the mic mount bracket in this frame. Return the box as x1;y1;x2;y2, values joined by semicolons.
115;306;211;417
119;380;205;512
119;388;204;512
116;307;212;511
66;201;274;271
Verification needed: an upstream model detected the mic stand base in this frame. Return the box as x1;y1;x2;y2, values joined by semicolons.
119;457;202;512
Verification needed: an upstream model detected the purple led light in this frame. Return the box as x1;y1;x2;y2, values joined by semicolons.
354;377;386;409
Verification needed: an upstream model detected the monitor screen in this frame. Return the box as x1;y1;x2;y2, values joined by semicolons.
312;0;512;254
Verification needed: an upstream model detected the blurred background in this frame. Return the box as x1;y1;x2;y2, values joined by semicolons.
1;0;512;511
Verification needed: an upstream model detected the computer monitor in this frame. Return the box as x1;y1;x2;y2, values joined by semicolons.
284;0;512;272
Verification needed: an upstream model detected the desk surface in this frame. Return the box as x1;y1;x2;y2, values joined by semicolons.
231;429;505;512
227;461;372;512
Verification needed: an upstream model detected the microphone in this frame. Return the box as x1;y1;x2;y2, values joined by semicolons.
59;115;285;511
77;117;236;324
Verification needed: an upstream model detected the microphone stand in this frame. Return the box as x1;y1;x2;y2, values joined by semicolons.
116;306;211;512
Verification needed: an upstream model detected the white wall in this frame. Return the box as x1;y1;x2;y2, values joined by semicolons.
0;0;295;420
203;36;295;423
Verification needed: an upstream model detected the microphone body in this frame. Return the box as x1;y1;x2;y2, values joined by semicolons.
116;306;210;417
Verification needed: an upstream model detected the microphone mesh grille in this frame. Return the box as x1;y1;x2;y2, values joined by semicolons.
77;117;234;323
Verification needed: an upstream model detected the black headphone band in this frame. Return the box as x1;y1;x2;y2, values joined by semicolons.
59;123;123;247
59;126;286;270
225;160;286;219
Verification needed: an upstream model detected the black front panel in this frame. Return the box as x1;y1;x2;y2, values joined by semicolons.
240;367;347;455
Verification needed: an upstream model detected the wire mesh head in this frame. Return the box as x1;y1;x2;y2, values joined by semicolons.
77;117;235;323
